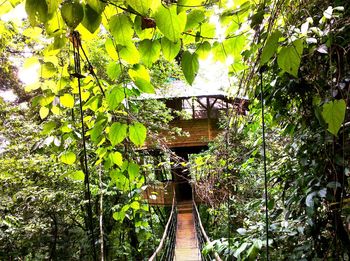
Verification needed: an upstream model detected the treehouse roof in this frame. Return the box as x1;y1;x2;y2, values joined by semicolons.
141;80;231;100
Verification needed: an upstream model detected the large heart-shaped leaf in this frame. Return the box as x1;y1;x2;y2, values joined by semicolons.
128;64;150;82
277;39;303;77
86;0;106;13
181;51;199;85
61;1;84;29
260;30;281;65
82;4;102;33
154;5;186;42
129;122;147;146
105;38;119;61
60;151;76;165
109;151;123;167
161;38;181;61
106;85;124;110
108;122;127;146
60;93;74;108
134;79;155;94
118;43;140;65
125;0;159;16
25;0;48;26
185;9;205;31
139;39;161;67
109;14;133;45
321;99;346;136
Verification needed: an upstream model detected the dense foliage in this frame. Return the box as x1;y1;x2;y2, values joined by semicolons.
0;0;349;260
191;0;350;260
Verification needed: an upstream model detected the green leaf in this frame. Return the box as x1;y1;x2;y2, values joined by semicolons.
108;122;128;146
128;64;150;82
139;39;161;67
40;95;54;106
119;43;140;64
177;0;203;11
39;106;49;119
46;0;59;17
60;93;75;108
44;11;65;36
41;62;56;78
277;39;303;77
125;0;158;16
109;151;123;167
161;38;181;61
130;201;140;210
70;170;85;181
129;122;147;146
185;10;205;31
321;99;346;136
25;0;48;26
128;65;154;93
111;171;129;192
90;120;105;142
199;22;215;38
23;26;43;40
105;38;119;61
24;57;40;69
113;211;126;222
107;86;124;110
96;147;107;159
195;41;211;59
82;4;102;33
106;62;121;81
109;14;133;45
86;0;106;13
260;30;281;65
134;78;155;94
60;151;76;165
61;1;84;29
181;51;199;85
154;5;187;42
42;121;56;135
51;35;67;50
0;2;13;16
83;95;100;112
213;36;246;62
128;162;140;181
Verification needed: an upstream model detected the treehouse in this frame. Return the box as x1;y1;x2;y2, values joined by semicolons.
142;81;248;204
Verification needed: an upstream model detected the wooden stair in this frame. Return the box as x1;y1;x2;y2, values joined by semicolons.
174;201;201;261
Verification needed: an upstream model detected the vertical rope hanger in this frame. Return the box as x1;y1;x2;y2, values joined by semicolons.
70;31;98;261
260;66;270;260
225;100;231;254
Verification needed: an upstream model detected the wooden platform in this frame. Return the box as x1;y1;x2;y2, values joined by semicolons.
174;201;201;261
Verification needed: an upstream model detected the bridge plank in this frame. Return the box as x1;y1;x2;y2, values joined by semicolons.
174;201;201;261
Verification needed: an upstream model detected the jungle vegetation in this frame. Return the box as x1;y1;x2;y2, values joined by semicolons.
0;0;349;260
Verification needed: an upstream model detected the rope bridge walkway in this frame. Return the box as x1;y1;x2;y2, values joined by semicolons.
149;193;222;261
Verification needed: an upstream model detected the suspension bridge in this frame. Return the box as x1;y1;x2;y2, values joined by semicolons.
148;191;222;261
140;83;248;260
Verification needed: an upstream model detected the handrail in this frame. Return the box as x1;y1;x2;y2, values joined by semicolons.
149;192;176;261
193;199;222;261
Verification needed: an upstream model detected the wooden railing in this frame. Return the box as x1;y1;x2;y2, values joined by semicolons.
193;200;222;261
149;192;177;261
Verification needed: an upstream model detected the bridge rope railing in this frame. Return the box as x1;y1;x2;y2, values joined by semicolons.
149;191;177;261
193;199;222;261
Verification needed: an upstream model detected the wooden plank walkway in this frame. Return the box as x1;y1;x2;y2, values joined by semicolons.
174;201;201;261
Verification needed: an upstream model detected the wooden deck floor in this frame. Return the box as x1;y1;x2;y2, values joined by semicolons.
174;201;201;261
